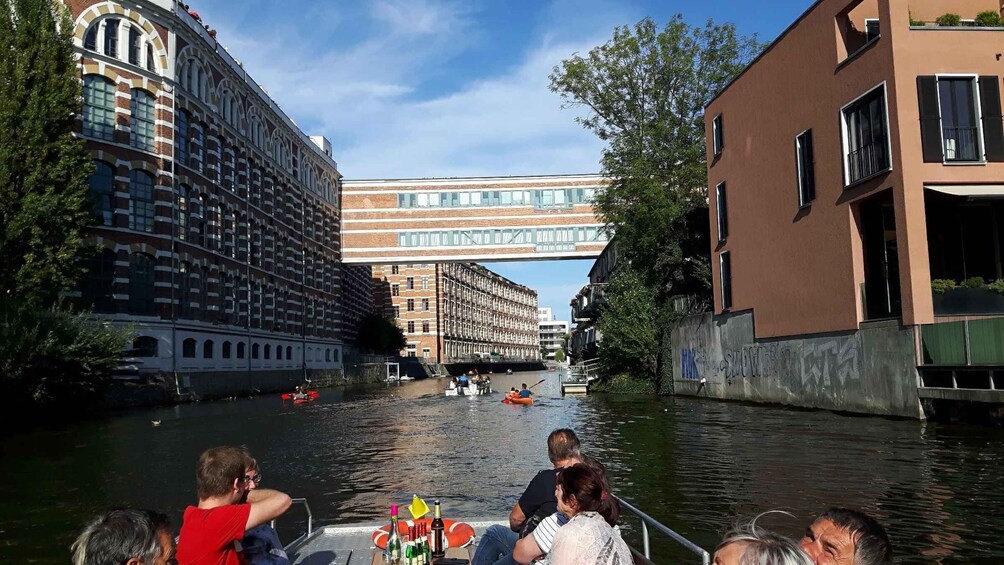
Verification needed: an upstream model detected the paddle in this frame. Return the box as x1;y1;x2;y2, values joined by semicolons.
528;378;546;390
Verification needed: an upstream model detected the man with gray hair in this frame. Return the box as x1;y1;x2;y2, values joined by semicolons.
714;515;812;565
799;508;892;565
71;508;175;565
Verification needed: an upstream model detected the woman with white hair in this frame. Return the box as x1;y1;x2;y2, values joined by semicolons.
713;515;813;565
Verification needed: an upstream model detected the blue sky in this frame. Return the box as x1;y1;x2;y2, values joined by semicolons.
194;0;812;318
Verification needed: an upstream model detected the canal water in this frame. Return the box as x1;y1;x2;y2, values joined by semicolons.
1;370;1002;564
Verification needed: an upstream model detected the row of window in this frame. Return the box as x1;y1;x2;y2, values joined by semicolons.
397;187;598;209
82;17;157;72
176;110;339;211
82;76;156;151
397;226;608;248
178;337;339;362
81;251;340;336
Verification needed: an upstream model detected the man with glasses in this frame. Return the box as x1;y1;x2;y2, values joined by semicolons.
239;455;290;564
176;446;291;565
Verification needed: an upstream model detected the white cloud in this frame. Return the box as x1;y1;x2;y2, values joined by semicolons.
205;0;611;179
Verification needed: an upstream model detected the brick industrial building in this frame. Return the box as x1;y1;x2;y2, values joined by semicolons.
66;0;353;394
371;263;539;363
674;0;1004;417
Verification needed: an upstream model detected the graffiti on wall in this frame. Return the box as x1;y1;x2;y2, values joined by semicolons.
717;343;796;385
680;348;701;380
799;338;861;387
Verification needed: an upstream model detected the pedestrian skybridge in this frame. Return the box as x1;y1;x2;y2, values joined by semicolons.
341;174;610;264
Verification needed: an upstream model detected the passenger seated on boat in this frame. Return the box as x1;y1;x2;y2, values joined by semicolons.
799;508;892;565
472;429;582;565
176;446;292;565
713;514;812;565
518;384;532;399
71;508;174;565
548;464;632;565
511;456;610;565
238;455;290;565
291;385;308;401
458;374;470;387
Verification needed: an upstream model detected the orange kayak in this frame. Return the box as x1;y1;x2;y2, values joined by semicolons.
502;395;533;405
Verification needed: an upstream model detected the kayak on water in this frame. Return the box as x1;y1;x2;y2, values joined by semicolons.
502;393;533;405
282;390;319;400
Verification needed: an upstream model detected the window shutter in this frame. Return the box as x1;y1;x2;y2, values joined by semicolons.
979;76;1004;162
916;76;943;162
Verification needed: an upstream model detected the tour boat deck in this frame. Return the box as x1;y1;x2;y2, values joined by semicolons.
285;518;505;565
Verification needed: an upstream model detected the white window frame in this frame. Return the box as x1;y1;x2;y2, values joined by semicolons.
864;18;880;42
839;82;893;187
712;114;724;156
934;73;986;164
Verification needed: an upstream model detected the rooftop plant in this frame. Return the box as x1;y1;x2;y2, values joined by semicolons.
935;13;962;26
974;10;1003;27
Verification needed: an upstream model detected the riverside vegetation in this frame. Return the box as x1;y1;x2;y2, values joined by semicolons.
0;0;128;422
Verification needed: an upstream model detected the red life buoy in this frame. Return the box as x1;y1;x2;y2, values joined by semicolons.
372;518;475;550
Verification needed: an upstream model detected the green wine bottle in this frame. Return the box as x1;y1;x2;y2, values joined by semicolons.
385;504;402;564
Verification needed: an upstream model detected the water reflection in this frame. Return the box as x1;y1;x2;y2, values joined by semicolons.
0;370;1001;564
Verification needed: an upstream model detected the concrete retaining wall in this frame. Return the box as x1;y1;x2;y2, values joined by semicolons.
672;311;923;418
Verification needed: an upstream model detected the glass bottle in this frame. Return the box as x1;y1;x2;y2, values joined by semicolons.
430;500;445;558
385;504;402;565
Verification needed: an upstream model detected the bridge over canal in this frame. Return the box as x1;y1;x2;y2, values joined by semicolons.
341;174;610;264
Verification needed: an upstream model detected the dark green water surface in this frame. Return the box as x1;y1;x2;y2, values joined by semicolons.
1;370;1002;563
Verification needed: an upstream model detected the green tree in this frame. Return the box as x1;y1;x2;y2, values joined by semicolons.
0;0;127;418
355;313;407;355
550;16;761;388
553;348;566;363
596;267;661;380
0;0;94;308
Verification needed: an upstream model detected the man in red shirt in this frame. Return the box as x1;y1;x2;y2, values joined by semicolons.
176;446;292;565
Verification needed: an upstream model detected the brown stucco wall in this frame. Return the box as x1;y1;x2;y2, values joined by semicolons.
707;0;1004;339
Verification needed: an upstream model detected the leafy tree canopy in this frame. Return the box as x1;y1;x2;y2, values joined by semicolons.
355;313;407;356
0;0;94;308
550;16;761;302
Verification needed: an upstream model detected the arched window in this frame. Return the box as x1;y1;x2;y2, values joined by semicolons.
222;341;232;359
82;248;116;313
83;24;97;50
133;336;158;357
183;337;196;358
276;345;283;361
103;18;119;57
146;43;155;72
175;110;190;166
285;346;292;361
237;341;246;359
264;344;271;360
83;75;115;141
128;170;155;233
87;160;115;227
128;26;141;65
326;349;331;362
251;343;260;359
203;340;214;359
128;253;154;315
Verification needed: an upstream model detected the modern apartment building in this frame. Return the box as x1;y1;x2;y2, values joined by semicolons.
537;307;569;360
66;0;345;395
676;0;1004;417
372;263;539;362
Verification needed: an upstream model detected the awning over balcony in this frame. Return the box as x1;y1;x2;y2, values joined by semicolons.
925;184;1004;198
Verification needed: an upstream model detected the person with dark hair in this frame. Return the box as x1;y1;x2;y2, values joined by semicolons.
472;429;582;565
548;463;631;565
714;513;812;565
511;456;609;565
518;383;532;399
71;508;174;565
176;446;292;565
799;508;892;565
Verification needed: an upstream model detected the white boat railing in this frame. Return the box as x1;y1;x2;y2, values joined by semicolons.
615;494;710;565
273;497;313;548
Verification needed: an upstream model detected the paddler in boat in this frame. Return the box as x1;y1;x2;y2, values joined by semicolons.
518;383;533;400
458;372;470;389
292;385;308;401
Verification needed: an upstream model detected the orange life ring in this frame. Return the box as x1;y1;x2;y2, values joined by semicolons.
372;518;475;550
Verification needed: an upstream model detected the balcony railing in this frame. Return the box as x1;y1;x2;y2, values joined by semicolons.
943;126;981;162
847;140;889;183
